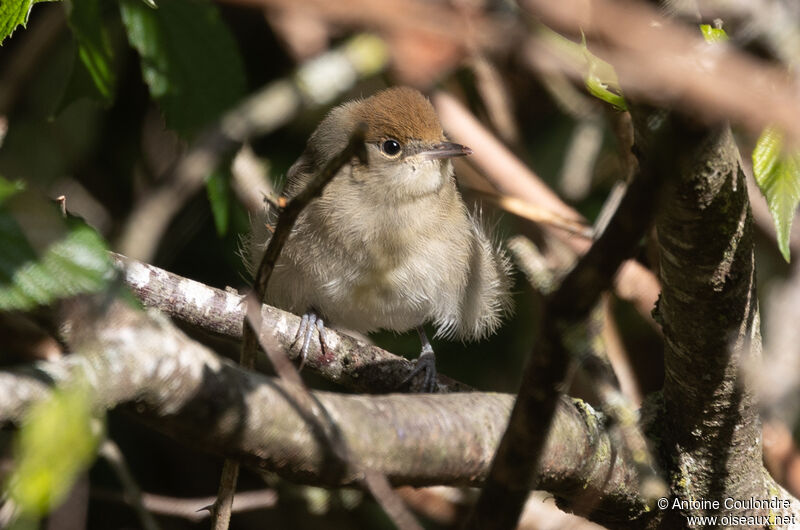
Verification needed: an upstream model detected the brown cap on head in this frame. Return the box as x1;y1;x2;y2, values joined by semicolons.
351;87;445;144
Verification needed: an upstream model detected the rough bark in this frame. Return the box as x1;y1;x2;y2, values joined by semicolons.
641;118;798;527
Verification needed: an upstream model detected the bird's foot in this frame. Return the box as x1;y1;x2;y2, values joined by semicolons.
399;328;438;392
291;311;328;370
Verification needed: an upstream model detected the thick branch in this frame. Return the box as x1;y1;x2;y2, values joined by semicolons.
646;118;794;524
0;300;647;520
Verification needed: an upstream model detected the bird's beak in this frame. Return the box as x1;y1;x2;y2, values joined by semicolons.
418;142;473;160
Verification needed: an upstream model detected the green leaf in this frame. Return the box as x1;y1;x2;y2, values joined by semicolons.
0;176;25;203
752;127;800;262
119;0;246;137
581;33;627;111
6;378;102;517
539;27;627;111
206;168;230;236
700;24;729;43
0;0;58;46
0;190;112;310
585;76;627;112
63;0;116;104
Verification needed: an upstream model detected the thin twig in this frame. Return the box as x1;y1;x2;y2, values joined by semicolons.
243;292;304;385
470;56;520;146
506;235;557;293
464;112;674;529
230;144;276;215
99;440;161;530
508;236;662;509
465;188;593;238
243;123;367;374
0;499;17;527
211;461;240;529
251;124;368;297
568;305;666;515
241;124;420;529
433;91;662;323
91;488;277;521
559;117;604;201
212;126;372;529
592;180;627;238
245;299;421;529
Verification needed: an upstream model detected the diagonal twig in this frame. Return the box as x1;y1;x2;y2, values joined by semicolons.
238;123;421;529
91;488;277;521
464;112;677;530
213;124;388;530
99;440;161;530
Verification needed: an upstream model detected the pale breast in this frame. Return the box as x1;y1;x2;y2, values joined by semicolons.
269;188;473;334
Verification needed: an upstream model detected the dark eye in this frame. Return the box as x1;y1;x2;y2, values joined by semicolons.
381;139;402;156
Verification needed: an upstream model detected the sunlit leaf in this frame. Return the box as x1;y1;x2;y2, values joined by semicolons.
752;127;800;262
585;76;627;112
206;168;231;236
581;33;627;111
538;27;627;111
6;378;102;517
700;24;729;43
0;176;25;203
63;0;116;104
0;0;58;46
0;191;112;310
119;0;246;137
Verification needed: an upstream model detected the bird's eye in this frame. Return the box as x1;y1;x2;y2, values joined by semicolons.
381;139;402;156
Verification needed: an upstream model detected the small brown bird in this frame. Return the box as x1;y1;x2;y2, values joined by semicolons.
251;87;512;391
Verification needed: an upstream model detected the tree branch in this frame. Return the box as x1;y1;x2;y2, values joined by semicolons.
109;252;470;393
0;299;649;522
644;117;799;524
521;0;800;142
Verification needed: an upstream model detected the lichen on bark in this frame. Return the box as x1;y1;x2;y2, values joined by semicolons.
637;116;796;526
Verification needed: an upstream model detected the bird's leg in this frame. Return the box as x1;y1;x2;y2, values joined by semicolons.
400;326;438;392
291;310;328;370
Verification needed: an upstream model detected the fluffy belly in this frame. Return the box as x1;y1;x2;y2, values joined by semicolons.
269;196;471;335
317;264;439;333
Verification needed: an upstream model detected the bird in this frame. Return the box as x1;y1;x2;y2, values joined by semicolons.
249;86;512;391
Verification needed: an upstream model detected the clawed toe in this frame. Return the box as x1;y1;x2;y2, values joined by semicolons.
398;326;438;393
399;351;438;392
291;311;327;370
